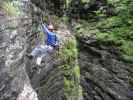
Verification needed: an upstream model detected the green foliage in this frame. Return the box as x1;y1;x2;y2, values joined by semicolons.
74;21;100;40
73;65;80;79
95;10;106;17
61;38;78;62
39;32;45;45
81;0;91;3
2;1;21;16
72;0;133;62
61;16;69;25
63;64;82;99
128;79;133;86
95;16;133;62
107;0;120;4
58;36;82;99
64;77;75;95
0;96;10;100
96;17;122;29
121;41;133;55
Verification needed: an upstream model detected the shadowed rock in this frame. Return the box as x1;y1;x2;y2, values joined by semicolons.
77;36;133;100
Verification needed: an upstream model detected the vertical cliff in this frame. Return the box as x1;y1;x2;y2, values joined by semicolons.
25;19;83;99
77;36;133;100
0;0;82;100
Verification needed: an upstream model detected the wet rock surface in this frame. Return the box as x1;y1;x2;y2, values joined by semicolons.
0;17;38;100
77;36;133;100
1;1;133;100
25;51;64;100
0;0;82;99
0;9;80;100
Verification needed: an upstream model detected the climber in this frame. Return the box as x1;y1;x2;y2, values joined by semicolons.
42;23;59;47
28;23;59;66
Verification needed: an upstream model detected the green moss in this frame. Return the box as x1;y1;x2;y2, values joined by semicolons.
96;17;122;29
96;27;133;62
73;65;80;79
39;32;45;45
128;79;133;86
81;0;91;3
74;16;133;63
61;16;69;25
64;75;82;98
1;97;10;100
2;1;21;16
64;77;75;95
60;37;83;100
121;41;133;56
43;15;65;28
60;37;78;62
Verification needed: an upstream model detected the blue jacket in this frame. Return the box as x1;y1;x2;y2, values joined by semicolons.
42;24;59;46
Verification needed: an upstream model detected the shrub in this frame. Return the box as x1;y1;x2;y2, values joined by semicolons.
2;1;20;16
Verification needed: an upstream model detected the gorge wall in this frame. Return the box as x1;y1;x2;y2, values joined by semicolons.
0;0;82;100
77;36;133;100
0;0;133;100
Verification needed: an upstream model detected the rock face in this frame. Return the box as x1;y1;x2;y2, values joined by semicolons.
77;36;133;100
25;43;65;100
31;0;65;16
0;1;81;98
0;1;82;100
0;19;37;100
0;5;38;99
25;26;82;100
2;1;133;100
0;20;81;99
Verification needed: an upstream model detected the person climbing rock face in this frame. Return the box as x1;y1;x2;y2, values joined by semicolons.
43;23;59;47
28;23;59;66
